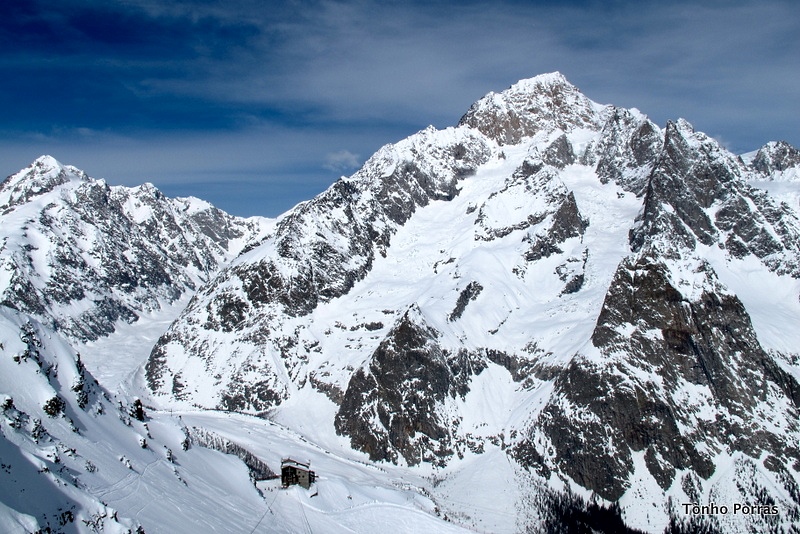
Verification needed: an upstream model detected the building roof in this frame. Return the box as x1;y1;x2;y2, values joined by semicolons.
281;457;311;470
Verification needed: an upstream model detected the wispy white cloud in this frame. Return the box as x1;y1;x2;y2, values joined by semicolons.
323;150;360;172
154;0;799;154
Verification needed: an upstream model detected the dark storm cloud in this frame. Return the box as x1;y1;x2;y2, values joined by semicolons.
1;0;798;216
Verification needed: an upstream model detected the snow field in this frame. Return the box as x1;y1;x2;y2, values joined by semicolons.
2;303;479;533
76;298;495;533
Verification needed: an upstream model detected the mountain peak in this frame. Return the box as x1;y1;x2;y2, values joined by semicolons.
1;155;90;212
32;154;63;168
752;140;800;175
511;71;571;91
27;155;88;183
458;72;604;145
0;155;273;341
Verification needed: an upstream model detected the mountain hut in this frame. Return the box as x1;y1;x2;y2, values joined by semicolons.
281;458;316;489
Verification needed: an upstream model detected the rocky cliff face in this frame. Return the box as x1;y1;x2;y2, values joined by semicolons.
0;156;271;341
629;120;800;277
752;140;800;175
144;73;800;531
334;306;478;466
529;249;799;502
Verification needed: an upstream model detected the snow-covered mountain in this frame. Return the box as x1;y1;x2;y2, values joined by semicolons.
2;72;800;533
0;159;470;533
144;72;800;531
2;305;474;533
0;156;272;341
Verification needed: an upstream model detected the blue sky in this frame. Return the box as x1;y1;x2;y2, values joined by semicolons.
2;0;798;217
